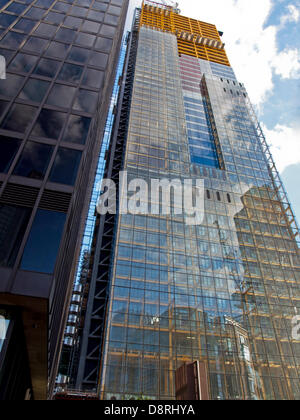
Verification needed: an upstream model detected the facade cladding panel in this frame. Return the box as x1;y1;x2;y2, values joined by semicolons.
0;0;129;399
77;4;300;400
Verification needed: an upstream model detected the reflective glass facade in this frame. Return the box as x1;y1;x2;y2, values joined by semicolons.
77;4;300;401
0;0;129;399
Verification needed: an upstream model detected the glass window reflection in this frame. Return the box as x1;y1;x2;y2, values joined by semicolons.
31;108;67;139
13;141;53;179
20;209;66;274
62;114;91;145
49;147;82;185
0;135;21;173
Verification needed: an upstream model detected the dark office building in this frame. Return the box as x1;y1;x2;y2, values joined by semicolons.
0;0;129;400
71;1;300;400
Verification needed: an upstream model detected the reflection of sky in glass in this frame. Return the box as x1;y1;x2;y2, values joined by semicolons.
20;209;66;274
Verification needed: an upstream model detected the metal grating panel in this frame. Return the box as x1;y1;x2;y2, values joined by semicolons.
0;183;39;207
39;190;72;213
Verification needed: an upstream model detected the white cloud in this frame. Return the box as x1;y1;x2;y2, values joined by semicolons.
279;4;300;27
261;123;300;172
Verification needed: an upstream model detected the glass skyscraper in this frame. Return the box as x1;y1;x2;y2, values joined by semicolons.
68;1;300;400
0;0;129;400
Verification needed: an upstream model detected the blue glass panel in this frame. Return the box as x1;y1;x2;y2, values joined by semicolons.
20;209;66;274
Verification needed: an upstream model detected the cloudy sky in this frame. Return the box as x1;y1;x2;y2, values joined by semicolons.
126;0;300;224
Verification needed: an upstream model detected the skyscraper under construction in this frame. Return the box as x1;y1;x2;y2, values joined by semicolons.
70;1;300;400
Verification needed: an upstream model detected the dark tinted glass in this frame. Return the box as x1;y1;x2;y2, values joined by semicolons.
68;46;90;63
0;74;24;97
13;141;53;179
35;0;55;9
8;53;38;73
55;27;76;42
18;78;50;102
1;103;37;132
92;2;107;12
82;68;103;88
73;89;98;113
0;100;8;118
33;58;60;78
25;7;46;20
45;41;69;59
104;14;119;25
46;84;76;108
13;18;37;33
20;209;66;273
95;36;113;52
6;3;27;14
0;13;17;28
31;108;67;139
81;20;100;34
53;2;71;13
0;32;26;48
23;37;49;53
0;135;21;173
87;10;104;21
0;205;32;268
99;24;115;37
64;16;82;29
0;47;14;62
75;32;95;47
57;63;83;83
62;115;91;144
89;51;108;68
34;22;57;37
44;11;65;25
49;147;82;185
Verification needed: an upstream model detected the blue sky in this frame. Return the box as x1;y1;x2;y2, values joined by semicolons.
127;0;300;224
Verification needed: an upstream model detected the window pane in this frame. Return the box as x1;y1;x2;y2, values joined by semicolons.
0;74;25;97
20;209;66;274
68;46;90;63
81;20;100;34
34;22;57;38
0;100;8;119
25;7;46;20
55;27;76;42
0;32;26;48
95;36;113;52
0;13;17;28
0;135;21;173
31;108;67;139
62;115;91;144
8;53;38;73
88;51;108;68
44;11;65;25
57;63;83;83
46;84;76;108
33;58;60;78
18;78;50;102
49;147;82;185
82;68;103;88
13;141;53;179
45;41;69;59
64;16;82;29
13;18;37;33
1;104;37;132
0;205;32;268
75;32;95;47
23;37;49;53
6;3;27;14
73;89;98;113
